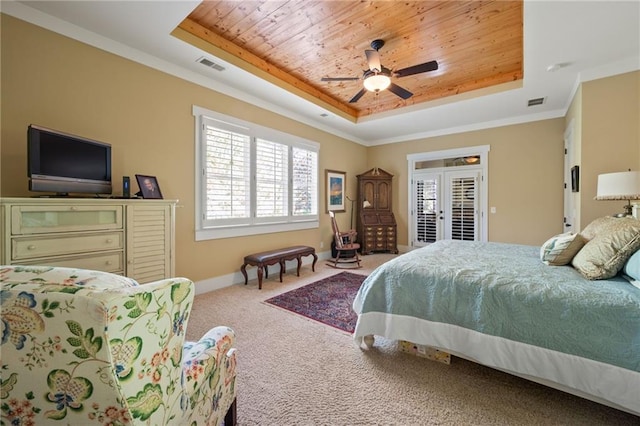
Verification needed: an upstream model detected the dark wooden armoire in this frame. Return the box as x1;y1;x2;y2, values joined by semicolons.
356;168;398;254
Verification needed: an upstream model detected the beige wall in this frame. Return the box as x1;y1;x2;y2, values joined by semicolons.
367;119;566;246
579;71;640;225
0;15;367;282
2;14;638;283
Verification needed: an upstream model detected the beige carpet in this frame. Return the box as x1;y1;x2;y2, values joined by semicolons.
186;255;638;425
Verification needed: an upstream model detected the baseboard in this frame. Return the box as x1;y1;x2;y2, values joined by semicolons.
398;244;411;253
194;249;332;295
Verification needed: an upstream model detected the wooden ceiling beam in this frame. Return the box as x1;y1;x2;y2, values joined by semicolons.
176;17;359;121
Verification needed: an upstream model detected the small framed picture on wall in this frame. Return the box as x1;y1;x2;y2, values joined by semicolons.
325;169;346;212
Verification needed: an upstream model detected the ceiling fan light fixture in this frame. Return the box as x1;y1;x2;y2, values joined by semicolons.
363;73;391;92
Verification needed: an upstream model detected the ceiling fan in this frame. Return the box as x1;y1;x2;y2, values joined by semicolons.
321;39;438;103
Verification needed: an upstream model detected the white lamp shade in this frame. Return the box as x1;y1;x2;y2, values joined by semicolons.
595;171;640;200
363;74;391;92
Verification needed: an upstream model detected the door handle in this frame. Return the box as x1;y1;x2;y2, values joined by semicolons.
565;223;572;227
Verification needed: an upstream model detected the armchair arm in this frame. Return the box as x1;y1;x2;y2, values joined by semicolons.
182;327;238;424
183;327;236;370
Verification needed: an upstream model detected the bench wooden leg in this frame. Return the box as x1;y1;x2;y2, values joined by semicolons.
311;253;318;271
257;266;264;290
296;255;302;276
241;264;249;285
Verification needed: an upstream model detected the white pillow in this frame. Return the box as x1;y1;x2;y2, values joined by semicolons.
540;232;585;266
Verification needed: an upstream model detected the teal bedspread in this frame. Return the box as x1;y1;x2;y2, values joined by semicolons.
353;240;640;372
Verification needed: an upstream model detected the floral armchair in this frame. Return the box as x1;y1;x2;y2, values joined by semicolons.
0;265;237;426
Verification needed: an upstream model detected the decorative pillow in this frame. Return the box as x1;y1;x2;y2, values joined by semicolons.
579;216;620;241
540;232;585;265
622;249;640;289
572;217;640;280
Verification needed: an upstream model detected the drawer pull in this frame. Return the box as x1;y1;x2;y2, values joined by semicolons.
105;260;112;266
70;206;78;211
106;239;113;244
27;245;36;250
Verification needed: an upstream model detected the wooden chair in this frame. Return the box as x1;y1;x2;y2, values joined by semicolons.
329;211;362;268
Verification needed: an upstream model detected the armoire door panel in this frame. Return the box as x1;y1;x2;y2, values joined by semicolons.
363;182;375;209
377;181;390;211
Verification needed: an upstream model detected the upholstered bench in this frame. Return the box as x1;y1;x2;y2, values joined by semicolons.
241;245;317;289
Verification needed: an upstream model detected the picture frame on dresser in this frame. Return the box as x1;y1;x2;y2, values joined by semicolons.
325;170;346;213
135;174;163;199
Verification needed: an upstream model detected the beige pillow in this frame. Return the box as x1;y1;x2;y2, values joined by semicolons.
579;216;619;241
540;232;585;266
572;217;640;279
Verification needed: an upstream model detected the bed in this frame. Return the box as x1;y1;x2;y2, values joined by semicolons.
352;238;640;415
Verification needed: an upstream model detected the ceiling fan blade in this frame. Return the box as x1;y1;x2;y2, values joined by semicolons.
349;88;367;103
365;49;382;72
394;60;439;78
321;77;360;81
387;83;413;100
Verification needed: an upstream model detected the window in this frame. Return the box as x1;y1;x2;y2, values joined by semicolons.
194;106;319;240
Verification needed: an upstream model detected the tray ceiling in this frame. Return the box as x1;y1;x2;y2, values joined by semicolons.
176;0;523;121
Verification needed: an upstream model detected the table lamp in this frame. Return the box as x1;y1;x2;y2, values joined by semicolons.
595;171;640;217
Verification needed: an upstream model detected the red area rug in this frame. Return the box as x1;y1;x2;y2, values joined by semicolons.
264;271;366;333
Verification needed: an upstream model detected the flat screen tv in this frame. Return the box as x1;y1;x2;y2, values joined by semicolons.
28;124;112;196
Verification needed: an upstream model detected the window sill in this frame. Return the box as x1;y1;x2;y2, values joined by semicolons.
196;220;319;241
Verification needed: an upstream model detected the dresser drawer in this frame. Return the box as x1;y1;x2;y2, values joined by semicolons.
12;232;124;260
11;205;123;235
20;252;124;273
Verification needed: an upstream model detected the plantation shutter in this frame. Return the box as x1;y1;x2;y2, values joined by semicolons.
447;174;478;241
202;117;251;227
414;174;441;244
292;147;318;217
255;139;288;219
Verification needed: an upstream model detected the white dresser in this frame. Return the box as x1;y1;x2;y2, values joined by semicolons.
0;198;176;284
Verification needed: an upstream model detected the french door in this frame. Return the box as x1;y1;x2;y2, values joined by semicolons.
413;170;480;246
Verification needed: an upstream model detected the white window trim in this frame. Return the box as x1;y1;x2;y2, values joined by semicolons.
193;105;319;241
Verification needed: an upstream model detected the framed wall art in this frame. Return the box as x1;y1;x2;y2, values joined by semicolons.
325;170;346;212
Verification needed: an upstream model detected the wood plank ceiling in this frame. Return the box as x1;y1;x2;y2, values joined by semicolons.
176;1;523;121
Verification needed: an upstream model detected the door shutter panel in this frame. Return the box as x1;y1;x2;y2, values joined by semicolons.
448;175;477;241
414;174;440;245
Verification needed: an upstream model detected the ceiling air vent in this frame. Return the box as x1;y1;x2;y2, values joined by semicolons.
196;56;225;72
527;97;546;107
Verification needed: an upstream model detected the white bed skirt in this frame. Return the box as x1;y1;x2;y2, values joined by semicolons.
353;312;640;415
